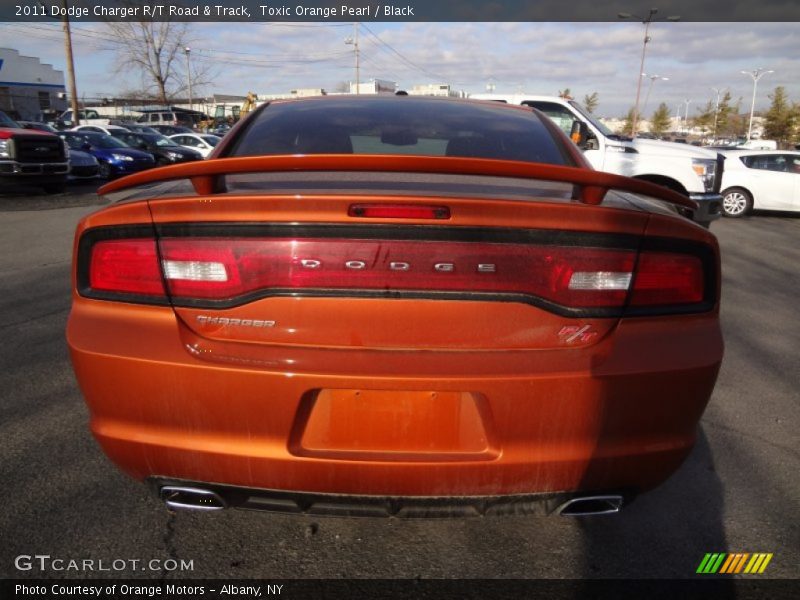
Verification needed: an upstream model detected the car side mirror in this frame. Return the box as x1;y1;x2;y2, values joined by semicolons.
570;121;589;148
81;143;92;151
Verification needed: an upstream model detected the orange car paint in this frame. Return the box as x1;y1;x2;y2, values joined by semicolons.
68;174;722;499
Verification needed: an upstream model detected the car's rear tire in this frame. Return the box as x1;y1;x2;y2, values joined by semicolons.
721;187;753;218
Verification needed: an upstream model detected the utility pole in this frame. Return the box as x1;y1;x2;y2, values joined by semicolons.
741;68;773;140
60;0;80;125
345;23;360;94
184;47;193;111
618;8;680;137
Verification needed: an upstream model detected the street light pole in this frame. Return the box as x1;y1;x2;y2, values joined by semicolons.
641;73;669;120
710;86;726;141
683;98;691;135
618;8;680;137
741;68;773;140
184;47;192;112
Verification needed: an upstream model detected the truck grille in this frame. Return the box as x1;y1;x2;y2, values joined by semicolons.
13;136;65;163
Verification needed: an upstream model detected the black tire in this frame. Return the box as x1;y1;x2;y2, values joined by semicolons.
98;162;112;180
721;187;753;218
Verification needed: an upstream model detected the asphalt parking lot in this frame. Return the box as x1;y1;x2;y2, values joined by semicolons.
0;186;798;581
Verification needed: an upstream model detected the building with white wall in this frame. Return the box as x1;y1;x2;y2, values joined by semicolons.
0;48;67;120
408;84;462;97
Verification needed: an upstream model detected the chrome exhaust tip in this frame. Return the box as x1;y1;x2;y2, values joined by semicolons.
556;495;624;516
160;486;227;511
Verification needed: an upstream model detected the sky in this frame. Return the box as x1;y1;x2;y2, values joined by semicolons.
0;20;798;119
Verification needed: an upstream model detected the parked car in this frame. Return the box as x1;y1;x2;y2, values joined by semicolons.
58;131;155;180
19;121;99;179
57;108;111;129
168;133;222;158
113;132;203;165
471;94;723;227
136;111;196;128
720;150;800;216
208;123;232;136
68;96;723;517
149;124;195;136
110;122;161;135
737;139;778;151
17;120;60;133
71;124;131;136
1;110;69;193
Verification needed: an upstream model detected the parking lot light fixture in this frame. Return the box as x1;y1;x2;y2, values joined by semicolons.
683;99;692;135
642;73;669;117
741;68;773;140
619;8;681;137
710;87;727;141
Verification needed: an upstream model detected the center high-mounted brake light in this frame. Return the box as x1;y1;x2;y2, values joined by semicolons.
81;232;712;317
348;204;451;219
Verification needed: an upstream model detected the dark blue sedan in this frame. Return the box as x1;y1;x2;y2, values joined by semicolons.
59;131;155;179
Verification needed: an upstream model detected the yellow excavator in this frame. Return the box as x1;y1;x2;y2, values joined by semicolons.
240;92;258;117
200;92;259;132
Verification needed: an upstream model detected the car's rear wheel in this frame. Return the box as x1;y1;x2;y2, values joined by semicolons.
721;187;753;217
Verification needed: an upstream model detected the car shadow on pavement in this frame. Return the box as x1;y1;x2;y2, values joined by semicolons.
574;429;732;582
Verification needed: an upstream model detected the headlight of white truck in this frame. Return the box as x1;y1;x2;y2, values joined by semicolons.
692;158;717;192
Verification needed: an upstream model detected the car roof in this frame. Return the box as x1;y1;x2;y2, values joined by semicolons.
720;149;799;156
266;93;535;115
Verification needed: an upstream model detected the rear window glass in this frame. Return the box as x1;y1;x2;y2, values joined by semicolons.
227;97;573;166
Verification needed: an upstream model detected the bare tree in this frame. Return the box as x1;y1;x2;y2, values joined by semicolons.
107;21;190;104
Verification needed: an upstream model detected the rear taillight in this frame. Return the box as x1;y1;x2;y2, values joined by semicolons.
630;252;704;306
158;239;638;309
79;230;714;316
89;239;165;297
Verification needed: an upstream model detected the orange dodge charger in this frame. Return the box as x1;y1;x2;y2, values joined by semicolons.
67;96;723;517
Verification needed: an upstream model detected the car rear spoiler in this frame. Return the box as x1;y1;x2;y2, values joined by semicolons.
98;154;698;211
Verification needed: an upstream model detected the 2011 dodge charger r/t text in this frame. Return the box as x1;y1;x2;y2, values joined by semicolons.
67;96;723;517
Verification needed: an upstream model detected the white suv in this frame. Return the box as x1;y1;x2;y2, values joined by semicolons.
136;111;194;128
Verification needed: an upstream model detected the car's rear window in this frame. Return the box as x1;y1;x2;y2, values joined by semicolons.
227;97;573;166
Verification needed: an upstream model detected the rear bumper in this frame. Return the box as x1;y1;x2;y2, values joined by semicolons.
68;301;722;498
150;477;633;517
688;192;722;224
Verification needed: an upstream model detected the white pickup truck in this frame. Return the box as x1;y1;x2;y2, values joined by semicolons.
471;94;723;226
56;109;112;129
